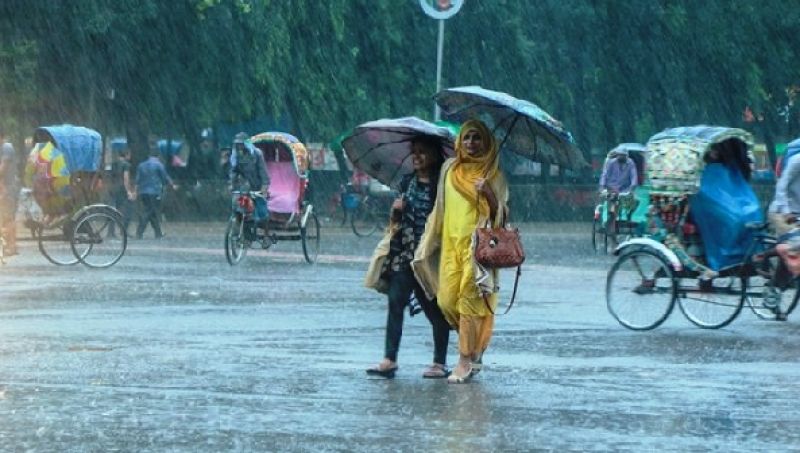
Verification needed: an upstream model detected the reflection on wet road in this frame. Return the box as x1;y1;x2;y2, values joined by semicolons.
1;222;799;450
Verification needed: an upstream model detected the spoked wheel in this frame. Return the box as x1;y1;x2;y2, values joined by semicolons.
38;222;81;265
745;255;800;321
71;211;128;268
606;249;676;330
351;203;379;237
301;212;320;264
677;276;745;329
592;217;605;254
225;215;247;265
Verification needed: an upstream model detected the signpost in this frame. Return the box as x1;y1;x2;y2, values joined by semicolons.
419;0;464;121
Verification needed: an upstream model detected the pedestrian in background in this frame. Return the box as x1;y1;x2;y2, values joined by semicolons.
413;119;510;384
134;148;176;239
109;148;134;237
0;129;19;255
364;135;450;379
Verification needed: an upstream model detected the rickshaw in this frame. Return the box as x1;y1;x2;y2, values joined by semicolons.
24;125;128;268
224;132;320;265
606;126;798;330
592;143;649;253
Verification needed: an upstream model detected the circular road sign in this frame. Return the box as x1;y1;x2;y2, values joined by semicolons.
418;0;464;20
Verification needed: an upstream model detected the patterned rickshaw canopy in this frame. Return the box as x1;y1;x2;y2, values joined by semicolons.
646;126;754;194
250;132;309;176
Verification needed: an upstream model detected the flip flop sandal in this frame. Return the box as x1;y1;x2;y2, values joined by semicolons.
365;365;398;379
422;365;450;379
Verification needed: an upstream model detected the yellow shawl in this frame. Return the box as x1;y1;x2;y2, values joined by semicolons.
450;119;500;218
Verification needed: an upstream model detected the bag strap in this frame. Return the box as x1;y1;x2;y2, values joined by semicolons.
482;265;522;316
475;184;507;228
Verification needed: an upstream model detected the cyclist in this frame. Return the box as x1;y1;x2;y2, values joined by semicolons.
229;132;270;235
598;148;639;226
599;148;638;195
768;146;800;307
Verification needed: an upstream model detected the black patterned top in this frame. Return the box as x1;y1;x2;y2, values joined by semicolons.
383;174;435;274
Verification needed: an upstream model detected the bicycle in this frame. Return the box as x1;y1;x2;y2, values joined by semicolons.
350;192;385;237
592;190;637;253
607;221;799;330
224;190;274;265
740;223;799;322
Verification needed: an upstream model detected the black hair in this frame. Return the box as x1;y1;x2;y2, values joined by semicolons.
706;138;752;181
411;135;446;174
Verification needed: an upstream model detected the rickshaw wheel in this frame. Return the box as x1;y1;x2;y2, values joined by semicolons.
72;211;127;268
744;254;800;321
37;223;82;266
677;276;745;329
225;215;247;265
301;211;320;264
592;218;606;254
607;249;676;330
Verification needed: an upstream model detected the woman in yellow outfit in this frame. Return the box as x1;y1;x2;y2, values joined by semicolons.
412;119;509;383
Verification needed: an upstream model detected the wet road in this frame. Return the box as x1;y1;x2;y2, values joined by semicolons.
1;221;799;451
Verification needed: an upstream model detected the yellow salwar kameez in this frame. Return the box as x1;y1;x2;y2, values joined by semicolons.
412;119;510;376
437;166;498;358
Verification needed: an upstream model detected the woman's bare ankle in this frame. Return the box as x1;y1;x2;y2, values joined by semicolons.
379;358;397;369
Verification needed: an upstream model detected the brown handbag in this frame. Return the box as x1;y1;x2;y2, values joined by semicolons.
473;193;526;315
474;224;526;269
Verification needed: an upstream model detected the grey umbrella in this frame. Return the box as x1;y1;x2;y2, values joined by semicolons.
341;117;455;190
434;86;587;170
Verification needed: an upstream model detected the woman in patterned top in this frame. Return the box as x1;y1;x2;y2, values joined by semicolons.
364;135;450;379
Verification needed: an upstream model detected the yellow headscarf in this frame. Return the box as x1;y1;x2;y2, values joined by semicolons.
451;119;500;217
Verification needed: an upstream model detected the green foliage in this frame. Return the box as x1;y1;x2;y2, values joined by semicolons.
0;0;798;170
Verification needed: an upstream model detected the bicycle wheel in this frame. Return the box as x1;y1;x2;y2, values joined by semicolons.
72;212;127;268
301;211;320;263
677;276;745;329
225;215;247;265
606;249;676;330
745;255;800;321
38;223;80;265
592;217;605;254
351;203;379;237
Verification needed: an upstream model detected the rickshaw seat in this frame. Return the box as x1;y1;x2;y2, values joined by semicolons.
267;161;301;214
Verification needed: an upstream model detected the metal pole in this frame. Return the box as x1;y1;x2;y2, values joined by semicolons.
434;19;444;121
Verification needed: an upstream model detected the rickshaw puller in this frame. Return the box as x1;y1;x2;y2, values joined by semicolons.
599;148;638;219
599;149;638;195
768;149;800;292
229;132;271;235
